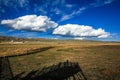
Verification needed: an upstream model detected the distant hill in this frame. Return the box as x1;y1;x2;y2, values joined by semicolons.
0;35;50;42
1;35;118;43
0;35;27;42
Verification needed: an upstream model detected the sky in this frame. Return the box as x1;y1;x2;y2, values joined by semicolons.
0;0;120;41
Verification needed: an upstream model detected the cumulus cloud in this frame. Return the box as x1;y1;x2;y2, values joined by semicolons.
53;24;110;38
1;15;58;32
73;37;84;40
0;0;116;21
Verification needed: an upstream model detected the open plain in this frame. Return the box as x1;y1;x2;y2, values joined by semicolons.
0;40;120;80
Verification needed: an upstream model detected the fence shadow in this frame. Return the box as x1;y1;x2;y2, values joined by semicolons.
11;60;87;80
1;46;54;57
0;57;13;80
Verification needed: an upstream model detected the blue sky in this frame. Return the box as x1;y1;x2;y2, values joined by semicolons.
0;0;120;41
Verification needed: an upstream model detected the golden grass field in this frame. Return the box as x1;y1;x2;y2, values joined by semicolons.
0;40;120;80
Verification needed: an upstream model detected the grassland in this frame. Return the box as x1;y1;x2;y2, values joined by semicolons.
0;40;120;80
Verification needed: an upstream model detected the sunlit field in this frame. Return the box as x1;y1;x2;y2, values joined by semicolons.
0;40;120;80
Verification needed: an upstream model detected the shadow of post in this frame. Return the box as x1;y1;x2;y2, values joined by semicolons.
0;57;13;80
12;60;87;80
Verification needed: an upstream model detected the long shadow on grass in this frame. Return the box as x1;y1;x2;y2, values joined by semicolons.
11;60;87;80
3;46;54;57
0;57;13;80
0;47;54;80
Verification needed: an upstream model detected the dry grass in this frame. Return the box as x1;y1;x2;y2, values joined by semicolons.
1;40;120;80
0;42;55;57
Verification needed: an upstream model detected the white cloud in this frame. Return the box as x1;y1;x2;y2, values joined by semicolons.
60;0;115;21
66;4;73;8
92;0;115;7
0;0;29;10
60;14;73;21
74;37;84;40
0;0;115;22
18;0;29;7
1;15;58;32
104;0;114;4
53;24;110;38
60;7;87;21
8;29;14;32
